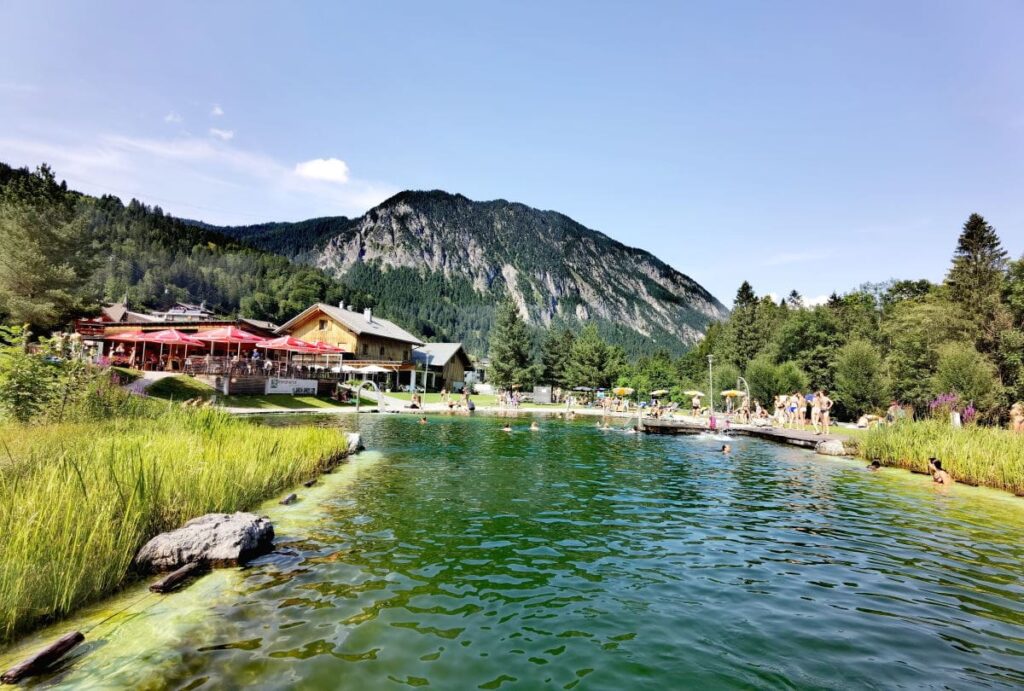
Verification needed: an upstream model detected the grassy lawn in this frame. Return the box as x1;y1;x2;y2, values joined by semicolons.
220;395;371;410
146;375;372;410
388;391;499;407
146;375;217;400
109;366;143;384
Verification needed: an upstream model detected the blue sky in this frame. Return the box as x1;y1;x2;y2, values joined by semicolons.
1;1;1021;305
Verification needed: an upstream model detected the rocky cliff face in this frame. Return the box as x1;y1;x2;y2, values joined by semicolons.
314;191;726;345
214;190;727;353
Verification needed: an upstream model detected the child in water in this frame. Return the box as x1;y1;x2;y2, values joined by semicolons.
530;421;539;431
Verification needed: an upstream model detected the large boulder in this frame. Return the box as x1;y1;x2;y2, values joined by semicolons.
346;432;364;456
135;512;274;572
815;439;847;457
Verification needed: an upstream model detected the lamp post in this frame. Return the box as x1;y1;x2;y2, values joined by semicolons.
708;354;715;416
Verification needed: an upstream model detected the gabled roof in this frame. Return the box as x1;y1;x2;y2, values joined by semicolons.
412;343;472;368
101;303;127;322
276;303;423;346
101;302;160;323
240;317;279;334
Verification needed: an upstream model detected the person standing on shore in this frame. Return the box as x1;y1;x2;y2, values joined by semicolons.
811;392;822;434
819;391;833;435
1010;402;1024;432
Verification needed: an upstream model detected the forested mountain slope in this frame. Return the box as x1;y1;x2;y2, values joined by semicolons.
212;190;728;354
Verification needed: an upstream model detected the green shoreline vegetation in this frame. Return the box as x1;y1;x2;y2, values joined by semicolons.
861;421;1024;495
0;338;349;644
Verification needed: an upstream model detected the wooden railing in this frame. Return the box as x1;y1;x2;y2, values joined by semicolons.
74;320;107;338
117;356;413;378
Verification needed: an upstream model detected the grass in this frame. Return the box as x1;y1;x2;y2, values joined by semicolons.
0;406;349;642
145;375;217;401
145;376;372;410
220;395;370;409
387;391;498;407
109;366;142;384
861;420;1024;495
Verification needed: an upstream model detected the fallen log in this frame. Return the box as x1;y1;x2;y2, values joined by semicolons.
280;493;298;505
149;561;206;594
302;478;317;487
1;631;84;684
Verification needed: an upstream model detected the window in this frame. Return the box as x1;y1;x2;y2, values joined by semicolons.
361;344;368;355
379;346;386;357
318;319;327;331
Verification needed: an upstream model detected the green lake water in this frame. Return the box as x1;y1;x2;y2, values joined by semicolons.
5;414;1024;689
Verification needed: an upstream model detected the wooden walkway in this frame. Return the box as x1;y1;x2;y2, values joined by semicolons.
639;417;847;450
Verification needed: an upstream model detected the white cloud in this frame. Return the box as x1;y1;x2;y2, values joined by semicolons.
293;157;351;184
210;104;224;117
0;132;397;225
209;128;234;141
762;292;829;308
163;111;182;123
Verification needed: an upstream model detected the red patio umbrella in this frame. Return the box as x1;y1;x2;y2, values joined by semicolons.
106;331;147;367
309;340;347;370
108;331;147;341
194;325;264;357
145;329;206;367
255;335;318;352
255;335;319;374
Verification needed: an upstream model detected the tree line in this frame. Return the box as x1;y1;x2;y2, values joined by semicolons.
490;213;1023;423
0;163;379;332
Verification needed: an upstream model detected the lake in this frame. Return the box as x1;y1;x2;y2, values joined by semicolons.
6;414;1024;689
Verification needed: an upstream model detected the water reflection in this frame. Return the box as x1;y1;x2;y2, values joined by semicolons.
15;414;1024;688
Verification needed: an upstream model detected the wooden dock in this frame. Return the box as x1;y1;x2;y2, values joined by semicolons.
639;417;847;450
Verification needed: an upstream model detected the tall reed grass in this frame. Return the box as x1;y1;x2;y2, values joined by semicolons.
0;406;348;642
861;420;1024;495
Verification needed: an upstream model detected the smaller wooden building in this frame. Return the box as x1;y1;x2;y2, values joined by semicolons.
411;343;472;392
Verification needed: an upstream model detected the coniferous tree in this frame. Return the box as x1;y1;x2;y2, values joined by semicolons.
734;281;757;309
565;323;622;389
945;213;1012;356
540;326;574;386
0;165;93;329
946;213;1008;308
487;299;539;390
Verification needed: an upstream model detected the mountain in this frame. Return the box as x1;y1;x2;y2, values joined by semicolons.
0;162;358;329
210;191;728;355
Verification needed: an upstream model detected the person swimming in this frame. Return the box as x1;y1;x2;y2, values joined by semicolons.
721;444;731;453
501;423;512;432
929;457;953;485
418;416;428;425
530;420;539;431
867;460;881;471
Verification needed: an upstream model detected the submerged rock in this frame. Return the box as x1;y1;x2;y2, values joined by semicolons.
815;439;847;457
135;512;274;572
346;432;364;456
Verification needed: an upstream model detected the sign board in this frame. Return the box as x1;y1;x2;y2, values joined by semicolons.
266;378;317;395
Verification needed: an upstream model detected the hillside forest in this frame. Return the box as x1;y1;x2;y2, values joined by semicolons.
496;213;1024;424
